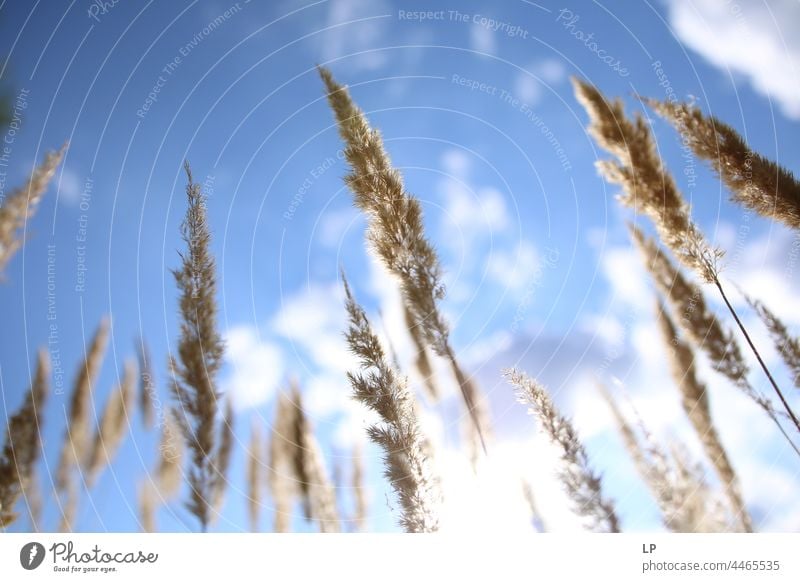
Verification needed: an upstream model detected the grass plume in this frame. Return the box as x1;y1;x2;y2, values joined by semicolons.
644;98;800;231
505;368;620;532
169;162;226;532
247;421;262;532
632;225;800;453
136;338;156;429
746;296;800;390
344;277;442;532
56;318;109;531
602;385;733;532
0;145;66;275
86;359;136;486
655;300;752;531
320;66;489;452
574;77;798;432
0;348;49;528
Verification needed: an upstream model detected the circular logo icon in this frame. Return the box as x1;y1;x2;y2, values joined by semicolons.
20;542;46;570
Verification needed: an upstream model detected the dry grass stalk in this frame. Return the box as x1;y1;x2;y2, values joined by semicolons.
136;338;156;429
574;78;798;430
0;348;49;528
403;304;439;401
170;162;226;532
344;278;442;532
655;300;752;531
602;386;732;532
247;421;262;532
505;368;620;532
0;145;66;275
209;399;234;522
156;414;184;499
268;391;296;532
320;66;489;451
138;482;156;533
56;318;109;532
86;360;136;486
351;444;367;532
746;296;800;390
644;98;800;230
632;226;800;452
521;480;547;532
572;78;720;282
289;386;340;532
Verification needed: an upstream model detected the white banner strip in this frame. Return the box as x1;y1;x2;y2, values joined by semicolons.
1;534;798;580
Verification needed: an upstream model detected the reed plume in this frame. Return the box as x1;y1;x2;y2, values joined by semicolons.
344;277;442;532
170;162;226;532
644;98;800;231
655;300;752;531
156;413;184;499
56;318;109;532
210;400;234;521
138;482;156;533
86;359;136;486
289;386;340;533
602;385;732;532
136;338;156;429
746;296;800;390
320;66;489;452
404;304;438;402
572;78;720;282
0;348;49;528
574;78;798;431
632;225;799;453
0;145;66;275
505;368;620;532
247;421;262;532
268;391;296;533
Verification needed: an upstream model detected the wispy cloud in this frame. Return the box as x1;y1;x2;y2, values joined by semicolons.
666;0;800;119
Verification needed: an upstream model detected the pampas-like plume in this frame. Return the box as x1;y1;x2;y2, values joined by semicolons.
601;386;732;532
138;482;156;533
505;368;620;532
268;392;296;533
0;348;49;528
320;66;489;452
289;386;340;533
210;399;234;521
86;359;136;486
655;300;752;531
403;304;439;402
644;98;800;231
136;338;156;429
344;278;442;532
56;318;109;532
574;78;798;431
247;422;262;532
0;145;66;275
572;78;720;282
156;414;184;499
632;225;800;453
746;296;800;390
170;162;226;532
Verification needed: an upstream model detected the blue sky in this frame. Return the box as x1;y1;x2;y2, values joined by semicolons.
1;0;799;533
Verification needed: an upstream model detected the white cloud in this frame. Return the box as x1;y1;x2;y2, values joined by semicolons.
272;282;355;373
600;245;650;311
223;326;283;410
470;24;496;55
57;167;82;207
666;0;800;119
485;240;542;293
513;59;566;106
